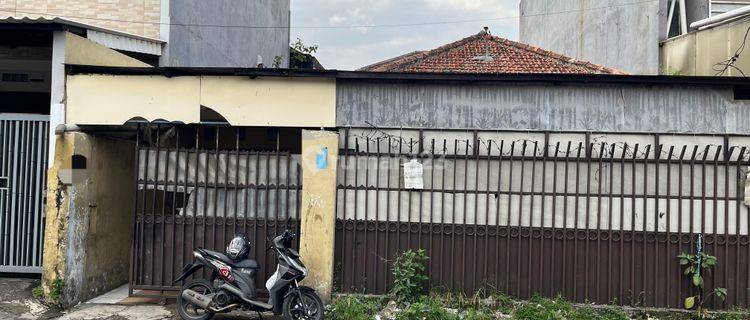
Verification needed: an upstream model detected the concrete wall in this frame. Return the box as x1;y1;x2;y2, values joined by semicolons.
0;0;161;39
336;81;750;134
161;0;290;68
42;132;135;306
661;17;750;76
519;0;665;74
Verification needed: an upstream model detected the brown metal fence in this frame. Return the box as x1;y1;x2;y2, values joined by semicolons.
334;128;750;309
130;124;301;297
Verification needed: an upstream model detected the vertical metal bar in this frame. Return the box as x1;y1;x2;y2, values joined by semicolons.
129;124;141;294
0;119;5;265
9;121;18;267
596;142;605;302
151;125;161;285
351;137;360;290
722;145;731;308
473;136;481;291
561;142;571;298
494;140;505;291
483;140;491;289
654;141;661;307
364;137;370;291
505;141;515;295
550;141;560;297
711;146;721;307
374;137;382;292
21;121;33;266
15;121;26;266
439;139;447;290
642;145;651;306
422;134;431;289
738;148;747;307
689;146;698;302
462;138;471;293
677;145;687;306
527;141;538;297
573;142;582;301
396;137;403;283
138;125;151;285
607;143;616;303
340;130;349;290
160;126;171;286
180;129;190;282
383;135;391;291
14;121;27;266
618;143;627;305
192;129;200;280
665;145;674;307
213;127;221;254
584;140;593;302
169;128;180;283
517;141;527;297
231;129;239;238
428;138;435;289
630;144;639;306
407;138;414;254
539;137;548;296
452;139;459;292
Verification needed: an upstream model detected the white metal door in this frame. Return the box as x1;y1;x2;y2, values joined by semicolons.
0;113;49;273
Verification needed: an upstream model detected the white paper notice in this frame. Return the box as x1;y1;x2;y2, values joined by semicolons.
403;159;424;189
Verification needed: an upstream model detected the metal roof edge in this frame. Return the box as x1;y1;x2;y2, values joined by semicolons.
64;64;750;87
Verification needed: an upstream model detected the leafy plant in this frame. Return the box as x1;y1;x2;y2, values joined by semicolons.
48;277;64;305
391;249;429;303
32;285;44;299
679;251;727;314
272;55;283;68
290;38;318;67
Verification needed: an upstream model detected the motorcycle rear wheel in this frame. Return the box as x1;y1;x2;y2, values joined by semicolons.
177;279;215;320
281;287;324;320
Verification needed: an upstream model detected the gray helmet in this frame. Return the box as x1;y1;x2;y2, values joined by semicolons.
226;234;251;261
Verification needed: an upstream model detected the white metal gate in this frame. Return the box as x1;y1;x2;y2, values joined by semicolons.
0;114;49;273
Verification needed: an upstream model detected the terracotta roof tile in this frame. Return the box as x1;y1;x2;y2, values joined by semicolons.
359;31;626;75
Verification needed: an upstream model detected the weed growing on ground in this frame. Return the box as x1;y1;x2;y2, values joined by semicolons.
391;249;429;303
326;295;385;320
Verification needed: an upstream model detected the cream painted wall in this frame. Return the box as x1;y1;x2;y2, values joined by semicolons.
661;18;750;76
65;74;336;127
66;75;201;125
64;33;152;68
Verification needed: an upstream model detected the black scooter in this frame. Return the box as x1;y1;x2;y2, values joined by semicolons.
174;230;323;320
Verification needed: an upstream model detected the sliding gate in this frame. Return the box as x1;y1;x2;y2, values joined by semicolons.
130;124;302;296
0;114;49;274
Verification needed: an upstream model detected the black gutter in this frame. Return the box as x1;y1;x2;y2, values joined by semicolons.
65;64;750;87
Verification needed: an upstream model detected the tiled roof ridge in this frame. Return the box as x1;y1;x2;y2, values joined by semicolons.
361;30;627;74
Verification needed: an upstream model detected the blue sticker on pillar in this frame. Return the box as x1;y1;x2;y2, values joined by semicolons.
316;147;328;169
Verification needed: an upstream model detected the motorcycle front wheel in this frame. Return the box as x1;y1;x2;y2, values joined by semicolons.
176;279;215;320
281;286;324;320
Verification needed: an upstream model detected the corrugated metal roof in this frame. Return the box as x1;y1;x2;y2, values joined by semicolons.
0;16;163;55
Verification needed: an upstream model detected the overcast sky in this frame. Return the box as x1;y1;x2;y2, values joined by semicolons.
291;0;520;70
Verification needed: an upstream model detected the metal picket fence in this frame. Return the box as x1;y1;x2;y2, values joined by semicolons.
334;128;750;309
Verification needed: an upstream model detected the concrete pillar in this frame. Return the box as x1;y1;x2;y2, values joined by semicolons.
42;132;135;307
298;130;339;302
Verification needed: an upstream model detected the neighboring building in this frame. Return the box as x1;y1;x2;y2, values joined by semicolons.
662;5;750;76
519;0;750;76
360;29;624;74
519;0;668;75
